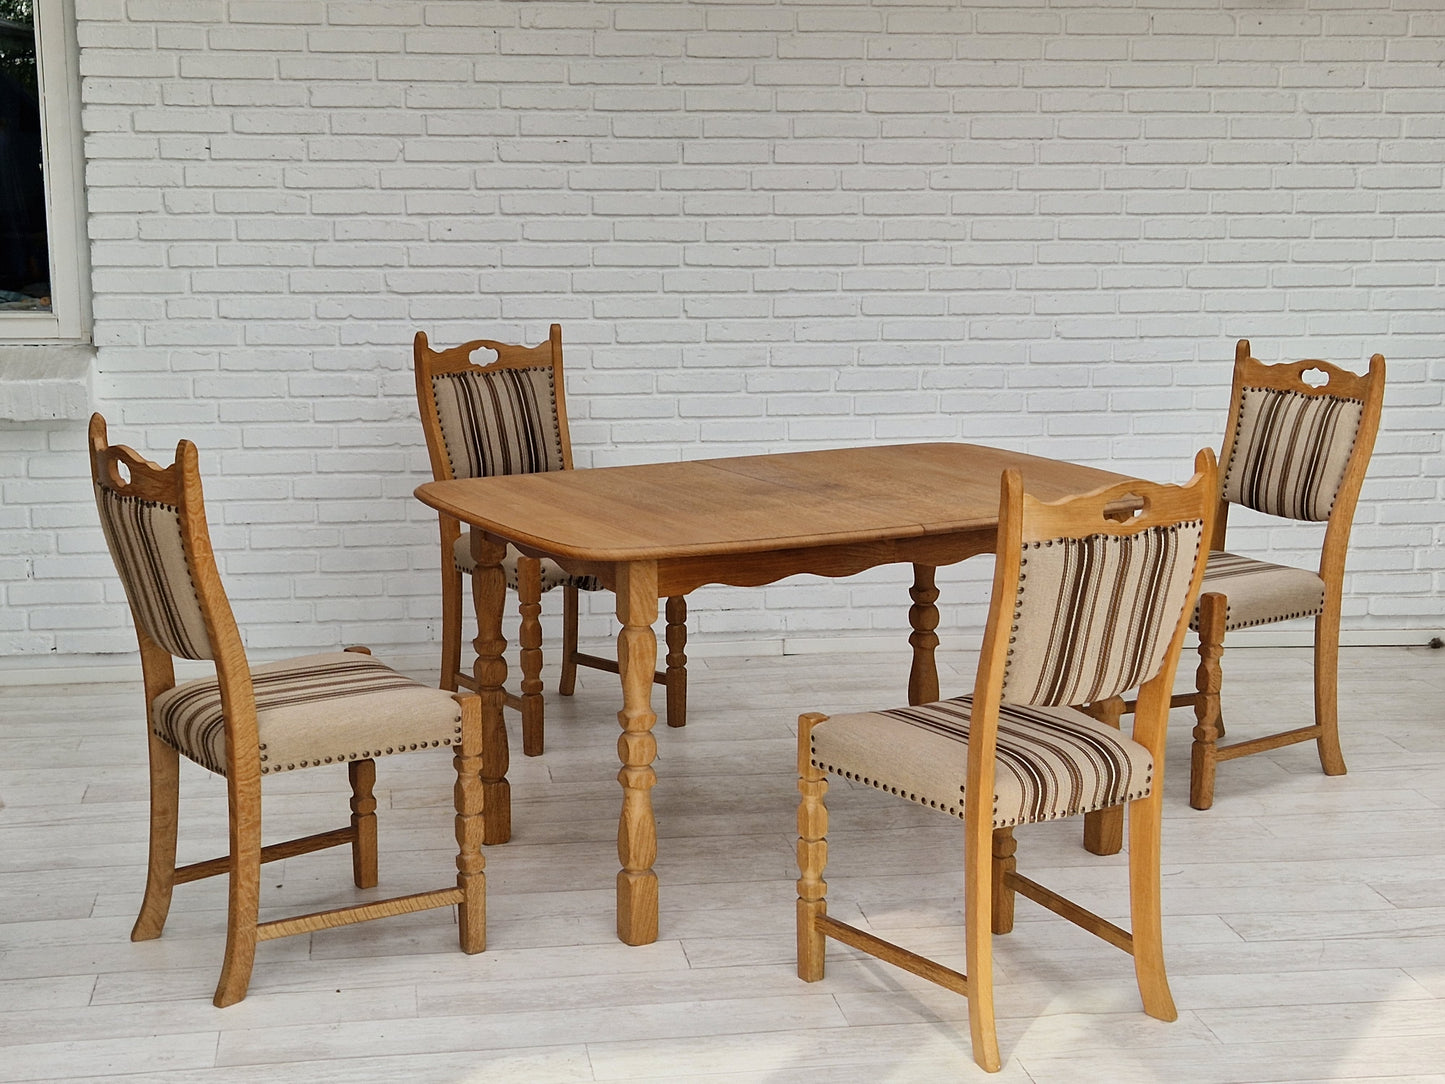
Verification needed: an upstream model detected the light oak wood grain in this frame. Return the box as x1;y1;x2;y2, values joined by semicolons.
418;441;1132;948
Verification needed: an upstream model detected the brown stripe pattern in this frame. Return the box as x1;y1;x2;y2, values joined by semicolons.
1002;521;1203;708
1192;550;1326;632
810;696;1152;829
93;485;213;661
431;367;564;480
1222;386;1364;521
451;533;603;593
152;652;464;776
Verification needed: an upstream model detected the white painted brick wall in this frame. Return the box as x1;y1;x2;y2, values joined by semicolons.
3;0;1441;673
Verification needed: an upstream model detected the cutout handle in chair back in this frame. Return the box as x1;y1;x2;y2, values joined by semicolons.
90;419;216;662
1000;456;1214;709
1220;342;1382;522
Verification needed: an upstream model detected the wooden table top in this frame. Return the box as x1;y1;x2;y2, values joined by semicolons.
415;442;1132;563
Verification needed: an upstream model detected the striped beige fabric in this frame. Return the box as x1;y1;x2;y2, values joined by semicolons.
1002;521;1204;708
1192;550;1326;632
1222;386;1365;521
152;652;464;777
452;532;602;593
430;367;564;480
810;696;1153;829
93;485;213;661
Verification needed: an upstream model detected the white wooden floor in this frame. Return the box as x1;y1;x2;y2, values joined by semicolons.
2;643;1443;1083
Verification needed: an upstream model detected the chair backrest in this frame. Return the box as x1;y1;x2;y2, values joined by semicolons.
89;413;242;664
413;324;573;483
1219;339;1385;525
978;450;1217;715
89;413;259;762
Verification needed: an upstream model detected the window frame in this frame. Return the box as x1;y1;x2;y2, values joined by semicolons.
1;0;90;344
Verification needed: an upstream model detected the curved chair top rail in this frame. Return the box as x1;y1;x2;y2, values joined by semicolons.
1234;338;1385;404
1015;448;1217;546
414;325;561;377
90;429;192;508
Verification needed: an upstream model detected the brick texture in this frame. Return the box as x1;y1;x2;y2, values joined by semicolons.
4;1;1441;666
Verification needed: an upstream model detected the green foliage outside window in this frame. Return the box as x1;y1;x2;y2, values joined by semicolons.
0;0;36;95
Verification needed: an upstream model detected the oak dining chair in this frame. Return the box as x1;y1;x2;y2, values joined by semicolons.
795;450;1217;1072
413;325;688;756
89;413;486;1006
1183;340;1385;809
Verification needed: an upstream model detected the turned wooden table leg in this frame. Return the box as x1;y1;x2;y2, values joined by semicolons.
471;532;512;844
908;563;940;706
1190;592;1227;811
1082;695;1126;855
516;555;545;757
616;561;660;945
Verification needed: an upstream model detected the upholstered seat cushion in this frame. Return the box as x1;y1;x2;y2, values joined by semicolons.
809;696;1153;829
1192;550;1325;632
452;531;602;593
152;652;464;777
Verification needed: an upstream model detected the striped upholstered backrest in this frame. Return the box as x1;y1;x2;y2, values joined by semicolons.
93;483;214;661
429;366;565;480
1000;519;1205;708
1220;385;1365;522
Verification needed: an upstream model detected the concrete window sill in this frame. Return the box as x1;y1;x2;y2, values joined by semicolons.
0;344;95;421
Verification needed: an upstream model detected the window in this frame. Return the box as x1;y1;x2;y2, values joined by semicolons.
0;0;88;344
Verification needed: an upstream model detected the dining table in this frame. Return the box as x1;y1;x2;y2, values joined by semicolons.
414;441;1132;946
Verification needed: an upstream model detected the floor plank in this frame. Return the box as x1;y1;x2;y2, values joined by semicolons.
1;645;1442;1081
